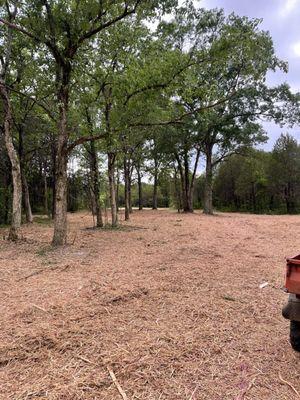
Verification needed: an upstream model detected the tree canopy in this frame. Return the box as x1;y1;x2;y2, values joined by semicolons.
0;0;299;244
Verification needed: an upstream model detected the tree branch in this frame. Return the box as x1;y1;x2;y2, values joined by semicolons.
5;85;57;121
77;0;143;45
67;133;106;153
0;18;40;42
127;91;238;130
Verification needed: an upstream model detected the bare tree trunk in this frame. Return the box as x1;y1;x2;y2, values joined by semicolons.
0;11;22;240
52;84;69;246
175;153;190;212
137;162;143;210
129;164;133;214
51;140;56;219
22;173;33;223
108;152;118;227
204;145;213;215
175;147;200;213
175;155;185;211
104;88;117;227
152;158;158;210
174;167;182;213
89;140;103;227
183;150;192;212
123;155;130;221
188;148;201;213
52;149;68;245
18;124;33;224
116;168;120;212
284;183;295;214
89;185;96;216
0;81;22;240
43;166;49;216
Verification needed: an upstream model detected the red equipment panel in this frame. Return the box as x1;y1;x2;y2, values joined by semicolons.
285;255;300;295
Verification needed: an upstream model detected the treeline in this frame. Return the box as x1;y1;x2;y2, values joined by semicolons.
214;133;300;214
0;1;300;245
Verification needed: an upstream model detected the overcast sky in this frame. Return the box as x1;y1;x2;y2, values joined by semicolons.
197;0;300;150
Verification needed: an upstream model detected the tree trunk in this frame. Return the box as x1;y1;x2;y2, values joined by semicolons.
89;140;103;227
175;154;185;212
188;148;201;212
116;168;120;212
152;158;158;210
52;84;69;246
51;143;56;219
123;155;130;221
204;145;214;215
137;163;143;210
52;149;68;245
183;150;192;212
129;165;133;214
89;186;96;218
174;167;182;213
22;173;33;223
43;167;49;216
285;183;295;214
175;152;191;212
108;152;118;227
0;81;22;240
18;124;33;224
104;88;117;227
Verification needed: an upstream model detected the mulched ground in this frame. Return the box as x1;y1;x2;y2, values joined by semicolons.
0;210;300;400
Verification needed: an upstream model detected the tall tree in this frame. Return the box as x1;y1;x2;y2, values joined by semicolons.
0;0;178;244
0;5;22;240
270;133;300;214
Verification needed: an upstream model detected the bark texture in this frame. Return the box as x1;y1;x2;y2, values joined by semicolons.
52;84;69;246
108;152;118;227
22;173;33;223
89;140;103;227
175;148;200;213
203;145;213;215
152;158;158;210
136;162;143;210
123;155;130;221
0;81;22;240
43;166;49;216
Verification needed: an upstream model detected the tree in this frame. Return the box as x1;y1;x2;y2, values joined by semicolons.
0;0;178;244
270;133;300;214
0;5;22;240
162;7;296;214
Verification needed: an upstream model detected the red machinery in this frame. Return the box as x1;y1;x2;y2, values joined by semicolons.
285;255;300;294
283;255;300;351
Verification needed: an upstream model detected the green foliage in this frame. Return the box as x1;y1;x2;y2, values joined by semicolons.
214;135;300;214
1;0;300;226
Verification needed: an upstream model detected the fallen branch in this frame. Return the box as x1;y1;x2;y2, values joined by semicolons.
31;304;47;313
21;269;44;281
107;366;129;400
279;372;300;398
75;356;129;400
76;355;94;365
20;264;71;281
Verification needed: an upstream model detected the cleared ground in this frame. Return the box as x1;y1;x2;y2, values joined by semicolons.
0;210;299;400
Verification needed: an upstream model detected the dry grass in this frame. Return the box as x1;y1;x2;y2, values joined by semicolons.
0;209;300;400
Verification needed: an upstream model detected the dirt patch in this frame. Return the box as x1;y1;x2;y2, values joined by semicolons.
0;210;300;399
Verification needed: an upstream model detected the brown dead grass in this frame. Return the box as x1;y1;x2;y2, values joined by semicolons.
0;209;300;400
